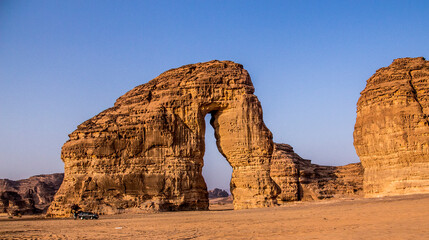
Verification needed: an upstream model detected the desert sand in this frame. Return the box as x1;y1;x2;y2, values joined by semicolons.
1;194;428;239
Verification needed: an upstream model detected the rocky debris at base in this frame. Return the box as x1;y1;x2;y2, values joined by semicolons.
271;143;363;203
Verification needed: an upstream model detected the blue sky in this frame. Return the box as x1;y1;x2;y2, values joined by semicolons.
1;1;428;190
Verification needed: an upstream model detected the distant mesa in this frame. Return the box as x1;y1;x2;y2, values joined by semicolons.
0;173;63;215
354;57;429;197
44;58;428;217
208;188;229;199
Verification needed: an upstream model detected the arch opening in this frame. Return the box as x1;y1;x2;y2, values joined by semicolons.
202;113;233;209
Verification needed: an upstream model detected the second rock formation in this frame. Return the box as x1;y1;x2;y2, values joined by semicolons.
354;57;429;197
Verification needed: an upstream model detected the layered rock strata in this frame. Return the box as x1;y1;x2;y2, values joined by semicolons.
354;57;429;197
48;60;279;217
270;143;363;202
0;173;64;214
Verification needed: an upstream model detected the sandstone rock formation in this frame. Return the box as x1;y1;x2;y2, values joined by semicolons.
48;60;279;217
354;57;429;197
270;143;363;203
0;173;64;215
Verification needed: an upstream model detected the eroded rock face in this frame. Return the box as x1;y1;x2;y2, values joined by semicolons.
48;60;279;217
270;143;363;202
354;57;429;197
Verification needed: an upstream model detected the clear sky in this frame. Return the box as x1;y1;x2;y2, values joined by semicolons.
1;1;428;191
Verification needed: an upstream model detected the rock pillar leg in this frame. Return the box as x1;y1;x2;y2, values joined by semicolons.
211;96;279;209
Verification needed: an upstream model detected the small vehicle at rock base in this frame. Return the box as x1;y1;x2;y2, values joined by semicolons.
76;211;99;220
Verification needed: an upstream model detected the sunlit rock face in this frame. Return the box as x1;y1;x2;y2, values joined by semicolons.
48;60;280;217
354;57;429;197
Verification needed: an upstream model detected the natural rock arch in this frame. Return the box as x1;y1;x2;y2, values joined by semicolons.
48;60;366;217
48;60;280;216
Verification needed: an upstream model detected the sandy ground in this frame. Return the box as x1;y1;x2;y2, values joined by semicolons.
1;194;429;240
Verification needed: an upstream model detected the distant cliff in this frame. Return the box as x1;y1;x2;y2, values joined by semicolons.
0;173;64;215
